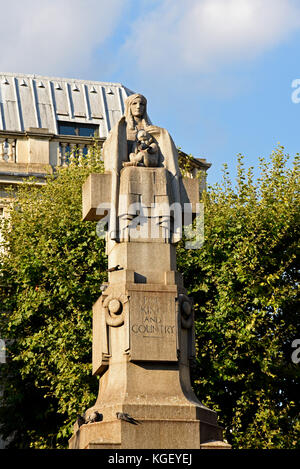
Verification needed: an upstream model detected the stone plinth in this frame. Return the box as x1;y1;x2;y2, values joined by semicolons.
69;413;227;449
69;277;229;449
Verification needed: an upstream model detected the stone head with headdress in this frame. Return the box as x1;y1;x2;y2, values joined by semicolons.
124;93;151;131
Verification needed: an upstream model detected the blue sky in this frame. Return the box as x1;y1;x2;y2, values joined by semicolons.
1;0;300;185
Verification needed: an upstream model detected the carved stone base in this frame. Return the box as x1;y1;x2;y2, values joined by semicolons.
69;403;226;449
68;353;229;449
69;278;230;450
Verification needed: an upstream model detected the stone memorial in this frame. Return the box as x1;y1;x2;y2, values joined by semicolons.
69;94;230;449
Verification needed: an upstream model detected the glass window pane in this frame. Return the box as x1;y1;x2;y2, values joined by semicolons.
79;126;97;137
58;122;77;136
58;121;99;137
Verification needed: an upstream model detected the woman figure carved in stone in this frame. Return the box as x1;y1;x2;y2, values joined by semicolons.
102;93;182;242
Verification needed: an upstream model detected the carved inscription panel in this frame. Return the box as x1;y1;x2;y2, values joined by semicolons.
129;290;178;362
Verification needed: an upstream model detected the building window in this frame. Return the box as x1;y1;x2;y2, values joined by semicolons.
58;121;99;137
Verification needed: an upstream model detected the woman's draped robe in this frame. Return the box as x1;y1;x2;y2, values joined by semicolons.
102;116;183;243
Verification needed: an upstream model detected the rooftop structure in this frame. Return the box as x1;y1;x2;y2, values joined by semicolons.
0;72;132;137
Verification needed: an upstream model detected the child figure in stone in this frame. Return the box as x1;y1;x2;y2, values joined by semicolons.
128;130;159;167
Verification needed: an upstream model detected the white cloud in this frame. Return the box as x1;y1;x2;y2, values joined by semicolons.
123;0;300;74
0;0;127;77
1;0;299;83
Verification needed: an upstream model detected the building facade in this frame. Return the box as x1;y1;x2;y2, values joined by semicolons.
0;72;135;206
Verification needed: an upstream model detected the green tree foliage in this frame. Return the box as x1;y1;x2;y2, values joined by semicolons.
177;146;300;448
0;147;107;448
0;145;299;448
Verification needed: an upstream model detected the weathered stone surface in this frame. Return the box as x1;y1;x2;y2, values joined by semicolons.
82;170;200;226
82;172;111;221
69;417;225;449
92;296;110;376
93;284;179;366
128;289;177;362
180;176;200;216
107;242;176;284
